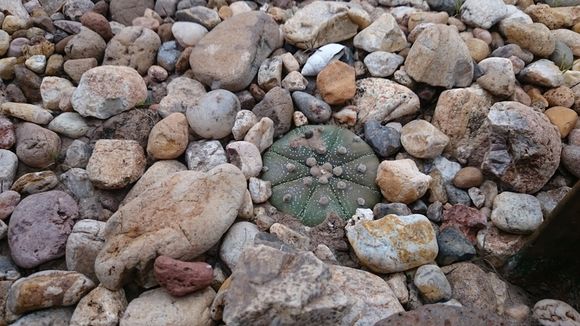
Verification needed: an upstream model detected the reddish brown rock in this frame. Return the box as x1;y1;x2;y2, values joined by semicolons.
453;167;484;189
316;60;356;105
0;117;14;149
154;255;213;297
80;11;113;41
441;205;487;244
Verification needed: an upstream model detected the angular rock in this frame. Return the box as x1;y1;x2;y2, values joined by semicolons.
257;57;283;91
95;164;246;290
190;12;282;92
66;219;107;282
154;256;213;297
252;87;293;137
225;141;262;179
70;286;127;326
364;120;401;158
400;120;449;159
185;140;227;172
364;51;404;78
519;59;564;88
244;117;274;153
460;0;508;29
109;0;154;26
354;13;407;53
442;262;497;312
41;77;75;111
219;221;260;270
103;26;161;75
405;24;473;88
376;159;432;204
477;57;515;98
86;140;146;189
441;204;487;244
436;227;476;266
316;60;356;105
346;214;438;273
71;66;147;119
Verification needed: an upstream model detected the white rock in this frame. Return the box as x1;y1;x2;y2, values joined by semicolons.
219;221;259;270
376;159;432;204
301;43;345;76
185;140;227;172
249;177;272;204
171;22;208;47
70;285;127;326
354;13;407;53
225;141;263;179
491;192;543;234
364;51;404;77
24;55;46;74
460;0;508;29
40;77;75;111
244;117;274;153
533;299;580;326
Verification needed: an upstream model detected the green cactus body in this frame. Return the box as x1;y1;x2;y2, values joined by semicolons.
262;125;382;226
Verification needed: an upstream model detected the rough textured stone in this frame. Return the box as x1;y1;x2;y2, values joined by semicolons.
190;12;282;92
70;286;127;326
376;159;432;204
0;117;14;150
364;51;404;78
346;214;438;273
533;299;580;326
120;287;215;326
86;140;146;190
353;13;407;53
405;24;473;88
217;244;404;325
95;164;246;290
476;226;528;268
185;140;227;172
0;190;19;220
442;263;497;312
109;0;154;26
501;21;555;58
0;102;53;125
225;141;263;179
553;29;580;57
491;192;543;235
71;66;148;119
460;0;508;29
519;59;564;88
441;204;487;244
400;120;449;159
89;108;159;148
481;102;561;194
10;308;74;326
66;219;106;282
158;77;207;117
0;150;18;192
147;112;189;159
436;226;476;266
103;26;161;75
477;57;515;98
8;191;78;269
316;60;356;105
283;1;370;49
154;256;213;297
219;221;260;270
64;27;106;61
6;271;94;318
11;171;58;195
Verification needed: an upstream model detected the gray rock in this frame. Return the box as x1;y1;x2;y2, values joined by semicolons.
158;76;206;118
252;87;293;137
292;91;332;123
436;227;476;266
48;112;89;138
258;57;283;91
536;187;570;216
219;221;260;270
562;145;580;178
519;59;564;88
0;256;20;281
66;220;106;282
364;51;404;77
109;0;154;25
248;177;272;204
175;6;221;29
543;0;580;6
0;149;18;192
477;57;515;98
426;0;457;14
0;190;19;221
190;11;282;92
460;0;508;29
65;26;106;61
0;0;30;20
490;44;534;63
491;192;543;235
550;40;574;71
414;264;452;303
63;0;93;20
186;89;240;139
63;140;91;170
11;308;74;326
155;0;179;17
185;140;227;172
103;26;161;75
364;120;401;157
157;41;181;72
441;262;497;312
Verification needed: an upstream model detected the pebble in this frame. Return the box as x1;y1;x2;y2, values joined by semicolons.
292;91;332;123
270;223;312;251
553;28;580;57
316;60;356;104
63;58;98;84
14;65;42;103
24;55;46;74
69;285;127;326
477;57;515;98
364;51;404;77
519;59;564;88
442;262;497;312
15;123;61;169
154;256;213;297
147;112;189;159
176;6;220;29
156;41;181;72
400;120;449;159
65;219;106;282
80;11;113;41
544;86;575;108
186;89;240;139
95;165;245;290
364;119;401;157
219;221;260;270
281;71;308;91
63;140;91;170
10;308;74;326
185;140;227;172
86;140;146;189
346;214;438;273
533;299;580;326
0;57;17;80
544;106;578;138
252;87;293;136
0;255;20;281
353;13;406;53
376;159;432;204
491;192;543;235
171;21;207;47
11;171;58;195
436;226;476;266
441;204;487;243
468;187;485;208
453;167;484;189
40;76;75;111
63;0;95;20
0;102;53;125
65;26;107;61
225;141;263;179
0;150;18;192
258;57;283;91
248;177;272;204
232;110;258;140
48;112;89;138
0;190;19;220
413;264;452;303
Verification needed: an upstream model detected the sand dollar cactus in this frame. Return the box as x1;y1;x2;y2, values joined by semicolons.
262;125;381;226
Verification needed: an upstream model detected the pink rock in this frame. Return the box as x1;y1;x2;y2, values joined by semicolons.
441;205;487;244
0;117;15;149
0;190;20;220
153;255;213;297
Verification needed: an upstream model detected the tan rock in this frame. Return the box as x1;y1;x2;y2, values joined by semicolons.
465;37;490;63
500;21;555;57
525;4;573;30
453;167;484;189
146;113;189;159
545;106;578;138
86;140;146;189
316;60;356;105
552;29;580;57
95;164;246;290
70;286;127;326
0;102;53;125
353;13;407;53
376;159;432;204
400;120;449;159
408;11;448;32
121;160;187;205
543;86;575;108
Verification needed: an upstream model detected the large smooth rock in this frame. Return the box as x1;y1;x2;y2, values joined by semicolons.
284;1;370;49
217;244;404;325
405;24;473;88
70;286;127;326
95;164;246;290
8;191;78;269
189;12;282;92
353;13;406;53
122;160;187;205
0;0;29;20
533;299;580;326
103;26;161;75
71;65;147;119
186;89;241;139
6;271;94;318
86;139;146;190
401;120;449;159
346;214;438;273
147;113;189;159
64;27;107;61
353;78;420;131
120;288;215;326
481;102;561;194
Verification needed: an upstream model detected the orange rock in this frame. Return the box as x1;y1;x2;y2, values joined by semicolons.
545;106;578;138
316;60;356;105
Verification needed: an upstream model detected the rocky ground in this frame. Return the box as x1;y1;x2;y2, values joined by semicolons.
0;0;579;325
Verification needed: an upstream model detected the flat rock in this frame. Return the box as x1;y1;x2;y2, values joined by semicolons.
190;11;282;92
70;285;127;326
86;140;146;190
95;164;246;290
346;214;438;273
405;24;473;88
0;102;53;125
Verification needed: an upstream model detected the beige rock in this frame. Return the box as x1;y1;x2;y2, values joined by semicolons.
102;26;161;75
0;103;53;125
225;141;263;179
544;86;575;108
476;226;528;268
40;77;75;111
284;1;370;49
122;160;187;205
376;159;432;204
441;263;497;312
453;167;484;189
552;29;580;57
66;219;107;283
500;21;555;57
70;286;127;326
316;60;356;105
86;140;146;189
244;117;274;153
120;287;215;326
95;164;246;290
11;171;58;195
400;120;449;159
545;106;578;138
158;77;207;118
465;37;490;63
353;13;407;53
405;24;473;88
526;4;573;30
146;113;189;159
408;11;448;32
533;299;580;326
6;271;95;319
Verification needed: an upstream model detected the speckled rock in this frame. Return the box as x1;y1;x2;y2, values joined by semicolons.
481;102;561;194
154;256;214;297
0;190;19;220
187;89;240;139
353;13;407;53
226;141;262;179
70;285;127;326
122;161;187;205
71;66;147;119
0;102;53;125
40;77;75;111
460;0;508;29
190;11;282;92
217;244;404;325
405;24;473;88
476;226;528;268
501;21;555;57
65;27;106;61
441;262;497;312
491;192;543;235
441;204;487;244
364;52;404;78
519;59;564;88
292;91;332;123
283;1;370;49
86;140;146;190
364;120;401;158
6;271;94;319
120;287;215;326
95;164;246;290
536;186;571;216
376;159;432;204
147;113;189;159
401;120;449;159
346;214;438;273
11;171;58;195
15;123;60;169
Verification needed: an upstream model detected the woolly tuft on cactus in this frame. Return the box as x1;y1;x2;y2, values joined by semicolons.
262;125;382;226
